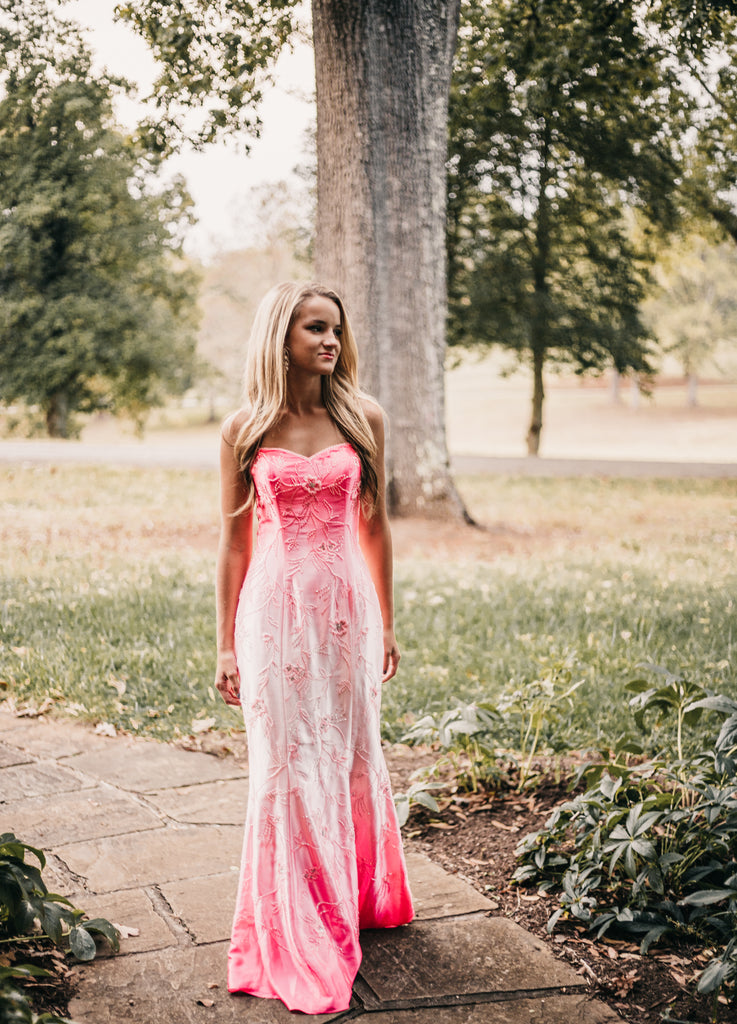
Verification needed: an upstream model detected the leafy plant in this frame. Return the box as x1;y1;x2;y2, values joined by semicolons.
497;654;584;788
0;833;119;1022
0;965;69;1023
401;701;503;792
626;664;707;762
393;777;442;828
514;680;737;1008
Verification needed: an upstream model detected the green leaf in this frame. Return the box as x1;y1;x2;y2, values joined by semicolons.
640;923;670;954
412;791;440;814
40;901;64;945
680;888;737;906
69;925;97;961
686;695;737;716
697;956;735;994
83;918;121;951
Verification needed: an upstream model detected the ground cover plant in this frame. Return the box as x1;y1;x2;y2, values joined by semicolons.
0;832;118;1021
511;679;737;1009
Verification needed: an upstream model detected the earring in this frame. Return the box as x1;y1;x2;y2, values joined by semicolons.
283;349;290;373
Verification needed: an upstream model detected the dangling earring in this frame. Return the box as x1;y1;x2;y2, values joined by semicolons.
283;349;290;373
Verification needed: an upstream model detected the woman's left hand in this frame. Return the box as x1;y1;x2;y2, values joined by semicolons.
382;629;400;683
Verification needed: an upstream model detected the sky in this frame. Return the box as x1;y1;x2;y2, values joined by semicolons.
67;0;316;259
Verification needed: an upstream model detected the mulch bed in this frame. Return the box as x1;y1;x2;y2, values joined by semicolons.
1;939;76;1020
384;743;727;1024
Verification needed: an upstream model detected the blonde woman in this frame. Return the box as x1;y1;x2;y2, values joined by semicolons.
215;282;413;1014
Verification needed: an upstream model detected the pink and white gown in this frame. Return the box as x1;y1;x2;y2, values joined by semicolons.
227;442;414;1014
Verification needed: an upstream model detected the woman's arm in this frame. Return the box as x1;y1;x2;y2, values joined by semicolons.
214;421;253;707
358;401;400;683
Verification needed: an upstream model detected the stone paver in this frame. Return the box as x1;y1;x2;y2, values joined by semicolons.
0;739;33;767
55;823;243;892
0;715;110;757
147;778;248;825
358;917;581;1003
68;742;248;793
0;787;164;847
160;872;239;944
0;760;92;801
405;851;494;919
360;996;621;1023
73;888;179;955
68;943;345;1024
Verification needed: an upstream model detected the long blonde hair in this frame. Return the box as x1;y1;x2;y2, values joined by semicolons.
232;282;378;512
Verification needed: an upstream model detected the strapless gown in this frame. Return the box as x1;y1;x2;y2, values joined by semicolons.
227;442;413;1014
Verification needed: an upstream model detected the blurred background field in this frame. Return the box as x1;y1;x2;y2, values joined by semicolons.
3;352;736;467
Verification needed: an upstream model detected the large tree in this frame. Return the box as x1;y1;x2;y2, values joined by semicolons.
0;0;199;437
118;0;466;518
447;0;691;455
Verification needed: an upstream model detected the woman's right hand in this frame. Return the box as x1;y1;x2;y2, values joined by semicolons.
215;650;241;707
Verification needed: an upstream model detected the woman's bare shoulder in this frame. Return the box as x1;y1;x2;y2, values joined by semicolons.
221;406;251;446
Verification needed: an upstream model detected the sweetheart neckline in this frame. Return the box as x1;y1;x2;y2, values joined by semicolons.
257;442;353;461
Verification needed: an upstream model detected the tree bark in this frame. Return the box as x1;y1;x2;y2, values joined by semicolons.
526;120;551;457
526;348;544;456
687;372;698;407
311;0;467;518
609;369;622;404
46;390;69;438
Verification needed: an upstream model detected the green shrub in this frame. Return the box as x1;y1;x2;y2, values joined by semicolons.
513;681;737;1008
0;833;119;1023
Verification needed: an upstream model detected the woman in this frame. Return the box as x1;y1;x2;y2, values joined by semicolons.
215;282;414;1014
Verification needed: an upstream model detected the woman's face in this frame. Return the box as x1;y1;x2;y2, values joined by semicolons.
285;295;342;376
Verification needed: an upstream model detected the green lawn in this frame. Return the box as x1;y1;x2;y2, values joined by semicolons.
1;464;735;756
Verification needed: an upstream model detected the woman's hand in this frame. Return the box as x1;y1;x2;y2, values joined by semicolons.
382;629;400;683
215;650;241;707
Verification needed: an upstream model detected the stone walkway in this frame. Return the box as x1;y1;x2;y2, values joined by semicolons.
0;712;620;1022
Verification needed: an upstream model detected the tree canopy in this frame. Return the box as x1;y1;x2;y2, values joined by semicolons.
446;0;735;454
116;0;301;152
0;0;199;436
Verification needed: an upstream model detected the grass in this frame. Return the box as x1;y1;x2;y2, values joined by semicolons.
1;464;735;753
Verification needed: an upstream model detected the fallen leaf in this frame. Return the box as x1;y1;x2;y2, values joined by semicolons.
605;946;619;960
107;676;127;697
206;982;219;990
113;923;140;938
428;822;456;830
196;998;215;1007
94;722;117;738
10;646;28;656
192;717;217;734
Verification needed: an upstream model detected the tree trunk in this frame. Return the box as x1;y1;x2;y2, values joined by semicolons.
311;0;467;519
609;369;621;404
687;372;698;407
46;390;69;438
526;348;544;456
526;119;551;458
